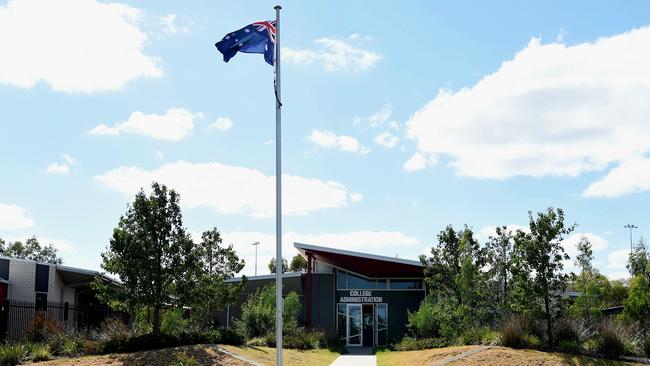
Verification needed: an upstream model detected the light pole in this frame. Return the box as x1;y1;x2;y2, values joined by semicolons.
624;224;638;253
252;241;260;276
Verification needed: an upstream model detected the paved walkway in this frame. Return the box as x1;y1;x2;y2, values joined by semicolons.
431;346;491;366
330;347;376;366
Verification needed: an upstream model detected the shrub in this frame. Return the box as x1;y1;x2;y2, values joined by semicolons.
215;328;243;346
161;309;189;337
60;338;83;357
643;337;650;357
246;337;267;347
0;344;26;366
459;327;499;345
501;316;527;349
97;333;181;354
392;337;449;351
82;340;99;355
595;320;626;359
523;335;542;349
29;344;51;362
94;316;134;342
407;299;473;341
27;312;62;343
283;328;326;350
558;339;579;354
170;351;199;366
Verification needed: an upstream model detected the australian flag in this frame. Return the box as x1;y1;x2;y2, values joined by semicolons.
215;20;276;66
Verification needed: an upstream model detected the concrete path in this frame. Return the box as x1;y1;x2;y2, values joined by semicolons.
330;347;376;366
431;346;491;366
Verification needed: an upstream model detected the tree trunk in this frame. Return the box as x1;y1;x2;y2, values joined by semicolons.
544;291;552;348
152;305;161;336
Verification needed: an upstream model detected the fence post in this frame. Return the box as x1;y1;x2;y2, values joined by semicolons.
64;302;69;322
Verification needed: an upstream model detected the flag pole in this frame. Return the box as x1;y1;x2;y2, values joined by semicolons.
274;5;283;366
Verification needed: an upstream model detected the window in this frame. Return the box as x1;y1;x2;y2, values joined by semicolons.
347;273;377;289
337;270;347;289
377;303;388;346
377;279;387;289
35;264;49;293
337;304;346;341
35;293;47;311
389;279;422;289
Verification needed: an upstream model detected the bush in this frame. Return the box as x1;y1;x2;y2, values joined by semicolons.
459;327;499;345
407;299;473;341
501;316;527;349
29;344;51;362
97;333;181;354
555;317;591;346
558;339;579;354
245;337;267;347
170;351;199;366
0;344;26;366
94;316;135;342
392;337;449;351
523;335;542;349
643;337;650;357
27;312;62;343
283;328;326;350
162;309;189;337
595;320;626;359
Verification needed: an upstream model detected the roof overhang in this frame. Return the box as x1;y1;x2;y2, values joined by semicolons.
294;242;423;278
56;266;120;287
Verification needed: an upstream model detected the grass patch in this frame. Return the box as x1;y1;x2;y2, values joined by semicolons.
221;345;341;366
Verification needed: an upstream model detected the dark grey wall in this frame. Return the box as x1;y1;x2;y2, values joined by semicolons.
305;274;335;337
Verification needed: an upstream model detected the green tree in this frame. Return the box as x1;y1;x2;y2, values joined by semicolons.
185;228;246;326
289;254;307;272
486;226;516;308
511;208;574;348
0;236;62;265
624;275;650;336
268;257;288;274
628;237;649;279
421;225;486;307
94;182;193;336
575;236;594;274
235;284;301;338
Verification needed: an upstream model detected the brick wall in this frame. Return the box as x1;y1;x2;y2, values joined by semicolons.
8;260;36;302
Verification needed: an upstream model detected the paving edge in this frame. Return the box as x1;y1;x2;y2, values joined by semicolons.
213;345;267;366
430;345;492;366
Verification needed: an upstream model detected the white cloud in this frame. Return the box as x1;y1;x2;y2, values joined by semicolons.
556;26;568;43
88;108;201;141
0;0;163;93
403;152;436;172
608;249;629;269
308;129;370;154
605;271;629;280
374;131;399;148
159;14;188;35
155;150;165;160
46;153;78;175
0;203;34;230
284;36;381;72
583;157;650;198
94;161;360;218
563;232;609;258
220;230;419;276
354;102;392;128
405;27;650;186
350;193;363;203
209;117;233;131
46;163;70;175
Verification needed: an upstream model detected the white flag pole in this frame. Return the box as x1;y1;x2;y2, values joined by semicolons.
274;4;283;366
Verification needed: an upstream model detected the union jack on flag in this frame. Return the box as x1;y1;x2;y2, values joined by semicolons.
215;20;276;66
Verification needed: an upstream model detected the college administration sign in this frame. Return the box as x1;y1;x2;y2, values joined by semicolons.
339;290;383;303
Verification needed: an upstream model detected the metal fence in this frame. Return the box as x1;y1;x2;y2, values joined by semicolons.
0;300;112;340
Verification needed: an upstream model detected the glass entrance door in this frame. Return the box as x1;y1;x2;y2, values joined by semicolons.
347;304;362;346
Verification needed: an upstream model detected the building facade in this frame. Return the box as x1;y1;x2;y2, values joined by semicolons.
221;243;425;347
0;256;116;339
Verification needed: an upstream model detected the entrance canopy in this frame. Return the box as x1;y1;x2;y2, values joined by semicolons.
294;242;423;278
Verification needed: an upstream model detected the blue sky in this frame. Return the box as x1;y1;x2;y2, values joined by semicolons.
1;0;649;279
